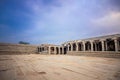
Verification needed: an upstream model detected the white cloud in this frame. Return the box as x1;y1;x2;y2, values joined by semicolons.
91;11;120;35
20;0;120;44
21;1;85;41
92;11;120;28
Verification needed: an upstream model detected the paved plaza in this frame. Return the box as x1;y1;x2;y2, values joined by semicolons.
0;54;120;80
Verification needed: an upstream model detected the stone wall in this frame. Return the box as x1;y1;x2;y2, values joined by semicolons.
67;51;120;58
0;43;37;55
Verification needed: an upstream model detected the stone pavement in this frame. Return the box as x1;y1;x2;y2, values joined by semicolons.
0;54;120;80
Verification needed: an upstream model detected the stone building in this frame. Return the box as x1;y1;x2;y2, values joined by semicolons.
37;44;64;54
37;34;120;54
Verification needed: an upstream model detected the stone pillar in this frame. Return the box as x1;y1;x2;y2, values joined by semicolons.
101;40;105;51
105;41;108;51
76;43;79;51
67;45;69;51
62;47;64;54
70;43;73;51
118;40;120;51
94;43;97;51
114;39;118;52
90;41;93;51
82;41;85;51
48;46;51;54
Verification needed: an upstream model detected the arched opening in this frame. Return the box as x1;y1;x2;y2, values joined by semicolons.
118;37;120;51
64;47;67;54
68;43;71;51
56;47;59;54
93;40;102;51
42;47;44;51
97;42;102;51
93;43;95;51
78;42;83;51
60;47;62;54
73;43;76;51
85;41;91;51
51;47;54;54
106;39;115;51
38;47;42;52
40;47;42;52
38;47;39;52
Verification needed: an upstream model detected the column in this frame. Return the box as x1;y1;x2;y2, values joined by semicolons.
82;41;85;51
90;41;93;51
70;43;73;51
94;43;97;51
105;41;108;51
114;39;118;52
118;40;120;51
62;47;64;54
76;43;78;51
48;46;51;54
101;40;105;51
67;45;69;51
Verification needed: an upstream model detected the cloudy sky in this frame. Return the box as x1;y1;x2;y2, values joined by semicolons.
0;0;120;44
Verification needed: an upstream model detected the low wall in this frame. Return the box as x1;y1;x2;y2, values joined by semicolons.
67;51;120;58
0;43;37;55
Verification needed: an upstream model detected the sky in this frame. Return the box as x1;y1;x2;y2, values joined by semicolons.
0;0;120;45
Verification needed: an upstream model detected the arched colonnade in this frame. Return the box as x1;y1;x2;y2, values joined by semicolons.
65;37;120;52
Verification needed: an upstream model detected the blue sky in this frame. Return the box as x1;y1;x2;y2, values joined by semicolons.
0;0;120;44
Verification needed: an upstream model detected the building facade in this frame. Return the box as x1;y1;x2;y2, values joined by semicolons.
37;34;120;54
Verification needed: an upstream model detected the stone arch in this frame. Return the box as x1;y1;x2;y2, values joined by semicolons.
64;46;67;54
50;47;54;54
106;38;115;51
78;42;83;51
68;43;71;51
41;47;44;51
93;42;96;51
39;47;41;52
85;41;91;51
38;47;42;52
118;37;120;51
93;40;102;51
60;47;62;54
56;47;59;54
72;43;76;51
97;41;102;51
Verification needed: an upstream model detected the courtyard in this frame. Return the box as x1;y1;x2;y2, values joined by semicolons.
0;54;120;80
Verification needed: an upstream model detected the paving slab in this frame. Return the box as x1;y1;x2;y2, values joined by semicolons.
0;54;120;80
